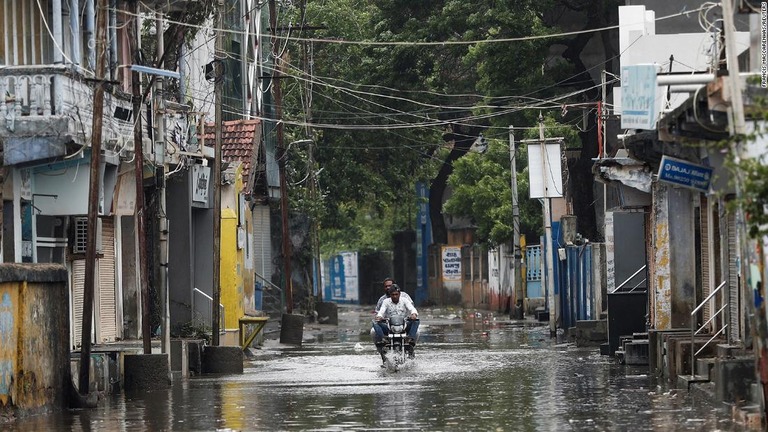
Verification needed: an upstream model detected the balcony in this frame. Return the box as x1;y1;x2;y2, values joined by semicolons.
0;64;134;166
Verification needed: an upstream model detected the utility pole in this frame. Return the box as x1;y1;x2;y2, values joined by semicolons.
211;0;224;346
79;0;108;394
721;0;768;419
269;0;293;314
509;126;522;319
154;13;170;359
301;0;322;305
128;0;151;354
539;115;556;336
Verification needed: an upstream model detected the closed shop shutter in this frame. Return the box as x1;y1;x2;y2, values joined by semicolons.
727;211;740;342
700;197;710;322
253;205;272;282
97;217;117;342
71;259;86;348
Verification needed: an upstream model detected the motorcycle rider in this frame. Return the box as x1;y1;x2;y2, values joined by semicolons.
374;286;419;355
372;278;413;353
375;278;412;311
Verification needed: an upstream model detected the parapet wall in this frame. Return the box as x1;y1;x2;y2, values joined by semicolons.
0;263;69;419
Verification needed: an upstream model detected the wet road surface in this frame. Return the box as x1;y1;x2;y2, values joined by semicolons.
8;306;744;431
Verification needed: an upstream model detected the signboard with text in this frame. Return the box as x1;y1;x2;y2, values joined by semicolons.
621;64;658;130
442;246;462;281
657;155;713;192
527;141;563;199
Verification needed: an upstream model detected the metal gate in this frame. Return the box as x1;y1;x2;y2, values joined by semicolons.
562;244;594;329
526;245;542;298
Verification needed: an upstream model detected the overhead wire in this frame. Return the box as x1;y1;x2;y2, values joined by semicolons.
110;3;710;47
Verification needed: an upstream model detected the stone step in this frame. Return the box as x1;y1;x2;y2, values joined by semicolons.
677;373;710;390
717;344;748;359
695;357;716;380
599;342;610;356
535;310;549;322
625;339;649;366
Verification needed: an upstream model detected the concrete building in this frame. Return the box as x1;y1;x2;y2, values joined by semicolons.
0;0;272;353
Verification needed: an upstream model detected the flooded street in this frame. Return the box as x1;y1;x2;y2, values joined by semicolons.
9;307;742;431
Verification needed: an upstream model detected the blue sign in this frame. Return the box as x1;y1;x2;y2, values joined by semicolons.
657;155;713;192
415;182;431;306
621;65;658;130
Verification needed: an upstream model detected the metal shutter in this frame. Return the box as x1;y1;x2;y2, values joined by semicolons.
700;197;711;322
97;218;117;342
71;259;86;348
727;211;740;343
253;205;272;282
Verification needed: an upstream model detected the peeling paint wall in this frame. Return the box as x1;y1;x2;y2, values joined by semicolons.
652;182;672;330
651;183;695;330
667;187;695;327
0;264;69;417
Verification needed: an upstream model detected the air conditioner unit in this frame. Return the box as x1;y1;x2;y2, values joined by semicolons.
105;137;120;153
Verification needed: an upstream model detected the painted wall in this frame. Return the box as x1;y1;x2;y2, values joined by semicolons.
0;264;69;416
219;164;253;346
651;182;695;329
220;208;242;332
322;252;360;304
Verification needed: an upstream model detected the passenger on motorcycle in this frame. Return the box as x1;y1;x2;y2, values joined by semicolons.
372;279;413;349
373;286;419;352
375;278;412;311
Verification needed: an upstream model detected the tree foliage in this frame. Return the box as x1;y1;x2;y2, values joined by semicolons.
277;0;620;252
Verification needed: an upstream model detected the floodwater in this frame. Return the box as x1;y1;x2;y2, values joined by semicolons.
8;307;744;431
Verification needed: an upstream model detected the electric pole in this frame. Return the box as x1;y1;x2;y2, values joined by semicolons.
128;0;151;354
269;0;293;314
721;0;768;418
211;0;224;346
79;0;108;394
154;13;171;360
509;126;522;319
539;115;556;336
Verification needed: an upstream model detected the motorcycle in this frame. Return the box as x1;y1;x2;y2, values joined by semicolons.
377;315;415;371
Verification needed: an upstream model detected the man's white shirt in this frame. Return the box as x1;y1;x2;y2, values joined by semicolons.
376;291;412;311
376;297;418;320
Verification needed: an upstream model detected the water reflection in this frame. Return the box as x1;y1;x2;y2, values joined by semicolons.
6;311;742;431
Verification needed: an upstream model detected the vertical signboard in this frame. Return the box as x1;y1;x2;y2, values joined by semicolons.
192;165;211;204
605;211;615;293
621;64;658;130
442;246;462;281
323;251;359;303
527;142;563;199
415;182;431;305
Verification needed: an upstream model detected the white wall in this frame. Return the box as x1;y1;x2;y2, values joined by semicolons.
32;161;90;215
616;5;750;116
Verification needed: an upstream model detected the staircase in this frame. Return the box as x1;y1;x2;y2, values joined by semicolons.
261;284;284;318
254;272;284;318
614;332;649;365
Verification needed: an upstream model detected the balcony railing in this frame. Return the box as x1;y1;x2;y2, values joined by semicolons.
0;64;134;148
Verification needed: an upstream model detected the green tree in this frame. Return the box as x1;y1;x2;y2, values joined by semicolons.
443;116;580;246
276;0;620;252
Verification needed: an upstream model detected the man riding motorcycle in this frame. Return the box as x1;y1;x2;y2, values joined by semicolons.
372;279;413;350
374;286;419;356
376;278;412;311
